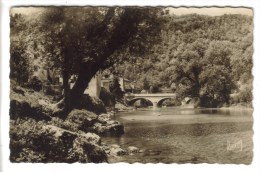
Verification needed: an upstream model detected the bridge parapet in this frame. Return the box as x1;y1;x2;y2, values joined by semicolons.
133;93;176;97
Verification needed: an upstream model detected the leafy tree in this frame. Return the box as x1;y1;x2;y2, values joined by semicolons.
200;41;236;106
109;77;124;102
142;77;150;92
168;39;209;97
168;39;236;107
149;85;160;93
10;7;165;113
10;14;31;86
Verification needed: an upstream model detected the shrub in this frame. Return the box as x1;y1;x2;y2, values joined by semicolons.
10;118;72;162
99;87;115;107
26;77;42;92
161;98;181;107
45;86;58;96
9;99;51;121
10;118;47;162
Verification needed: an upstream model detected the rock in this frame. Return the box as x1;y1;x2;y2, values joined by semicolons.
98;113;111;123
42;125;107;163
80;132;101;145
102;145;110;150
38;99;49;106
43;125;77;140
106;120;118;125
127;146;139;153
139;149;144;153
106;123;124;136
13;86;25;96
101;145;111;154
68;109;98;121
110;144;120;148
43;125;101;145
73;137;108;163
110;147;128;156
92;122;124;136
92;122;106;134
77;95;107;115
66;109;98;132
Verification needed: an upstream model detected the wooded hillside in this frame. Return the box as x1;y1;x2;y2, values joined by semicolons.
116;14;253;107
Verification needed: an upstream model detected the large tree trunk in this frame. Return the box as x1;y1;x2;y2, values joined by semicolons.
63;8;140;112
69;64;100;110
62;60;70;114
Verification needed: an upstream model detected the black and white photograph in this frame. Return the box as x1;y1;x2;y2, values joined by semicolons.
4;5;256;165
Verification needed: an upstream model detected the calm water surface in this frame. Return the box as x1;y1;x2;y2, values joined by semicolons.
103;107;253;164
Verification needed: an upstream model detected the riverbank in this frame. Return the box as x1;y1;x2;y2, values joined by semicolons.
9;85;130;163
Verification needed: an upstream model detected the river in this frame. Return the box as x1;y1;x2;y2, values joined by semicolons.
102;107;253;164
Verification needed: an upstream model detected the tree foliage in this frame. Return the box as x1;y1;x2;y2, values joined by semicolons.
116;13;253;107
10;14;31;85
109;77;124;102
10;7;165;111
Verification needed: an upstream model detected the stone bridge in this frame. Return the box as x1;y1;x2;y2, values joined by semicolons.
126;93;177;108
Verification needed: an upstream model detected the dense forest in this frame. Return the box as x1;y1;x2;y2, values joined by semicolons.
115;13;253;107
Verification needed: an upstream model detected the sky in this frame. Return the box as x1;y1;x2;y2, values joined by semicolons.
168;7;253;16
11;7;253;16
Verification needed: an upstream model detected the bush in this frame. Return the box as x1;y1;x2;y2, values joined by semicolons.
200;94;222;108
45;86;59;96
26;77;42;92
10;118;49;162
149;85;160;93
161;98;181;107
230;90;252;106
10;99;51;121
99;87;115;107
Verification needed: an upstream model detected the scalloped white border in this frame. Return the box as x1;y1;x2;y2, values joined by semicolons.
1;1;260;172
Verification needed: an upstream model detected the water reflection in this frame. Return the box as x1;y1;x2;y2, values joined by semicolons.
199;109;222;114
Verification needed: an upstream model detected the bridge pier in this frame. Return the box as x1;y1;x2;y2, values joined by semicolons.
152;101;158;109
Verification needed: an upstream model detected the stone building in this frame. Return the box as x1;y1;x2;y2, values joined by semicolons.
100;75;133;93
84;73;102;97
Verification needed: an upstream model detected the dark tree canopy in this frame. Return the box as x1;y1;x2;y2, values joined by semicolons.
10;7;166;112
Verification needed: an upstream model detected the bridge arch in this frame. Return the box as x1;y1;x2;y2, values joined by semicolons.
157;98;174;107
128;98;153;107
